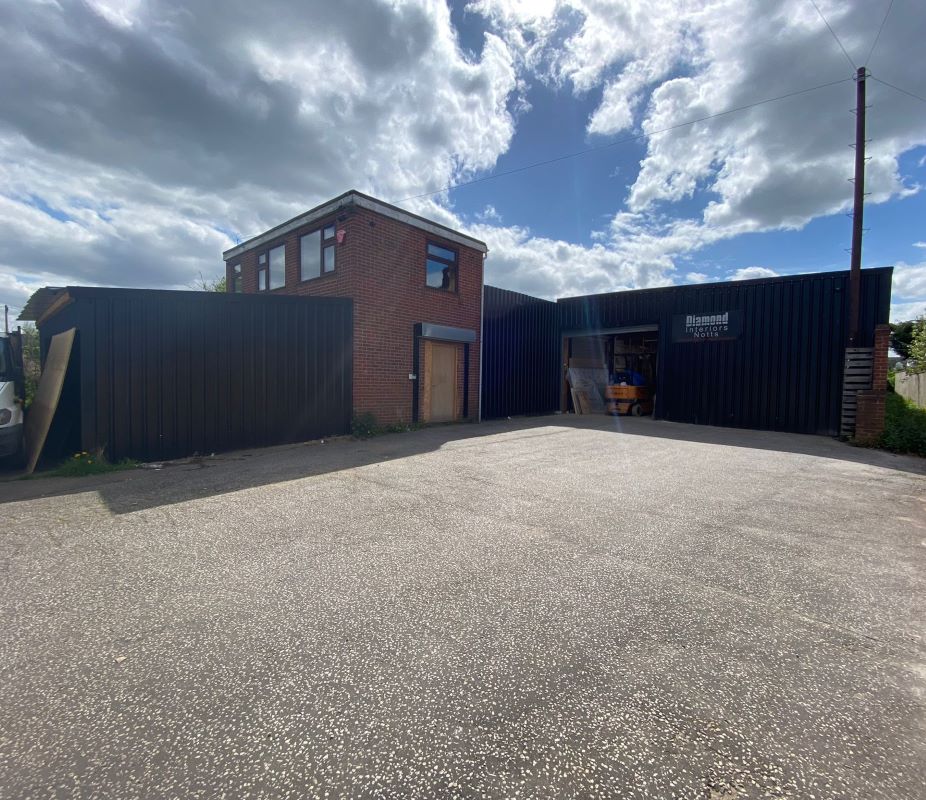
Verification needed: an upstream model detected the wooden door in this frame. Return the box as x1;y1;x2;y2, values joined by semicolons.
426;342;458;422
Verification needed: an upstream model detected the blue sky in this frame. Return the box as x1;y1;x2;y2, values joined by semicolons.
443;1;926;310
0;0;924;319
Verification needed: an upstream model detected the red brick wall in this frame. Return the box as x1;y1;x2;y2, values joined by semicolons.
854;324;890;444
227;205;483;425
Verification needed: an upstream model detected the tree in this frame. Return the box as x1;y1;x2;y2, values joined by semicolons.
192;272;226;292
909;316;926;373
890;320;916;359
19;323;41;406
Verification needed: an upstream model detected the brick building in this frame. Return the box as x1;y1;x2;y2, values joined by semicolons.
222;191;486;426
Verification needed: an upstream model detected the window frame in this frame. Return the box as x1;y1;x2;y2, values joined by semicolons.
257;244;286;291
256;251;269;292
230;262;242;293
425;240;459;293
299;222;337;283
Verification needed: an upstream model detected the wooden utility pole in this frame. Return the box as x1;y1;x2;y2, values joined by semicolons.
847;66;867;346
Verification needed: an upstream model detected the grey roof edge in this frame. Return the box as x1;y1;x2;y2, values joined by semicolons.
554;265;895;304
222;190;488;261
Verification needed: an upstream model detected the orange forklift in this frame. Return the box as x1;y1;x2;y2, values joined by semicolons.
606;345;655;416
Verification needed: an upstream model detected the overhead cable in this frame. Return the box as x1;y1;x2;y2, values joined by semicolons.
393;77;854;204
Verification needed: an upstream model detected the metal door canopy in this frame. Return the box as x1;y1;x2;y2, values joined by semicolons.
418;323;477;342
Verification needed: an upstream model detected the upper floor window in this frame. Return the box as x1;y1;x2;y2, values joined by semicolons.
426;242;457;292
259;245;286;290
231;263;242;293
300;224;336;281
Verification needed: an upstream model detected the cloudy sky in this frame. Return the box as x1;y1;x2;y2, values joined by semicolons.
1;0;925;321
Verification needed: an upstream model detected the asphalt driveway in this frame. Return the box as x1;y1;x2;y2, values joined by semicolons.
1;416;924;799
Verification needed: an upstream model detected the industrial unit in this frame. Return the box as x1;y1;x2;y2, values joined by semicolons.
20;192;892;466
482;267;892;437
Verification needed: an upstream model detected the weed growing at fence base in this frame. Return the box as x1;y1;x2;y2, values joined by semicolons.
880;392;926;457
38;451;140;478
351;413;421;439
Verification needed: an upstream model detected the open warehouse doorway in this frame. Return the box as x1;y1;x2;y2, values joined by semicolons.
562;326;659;417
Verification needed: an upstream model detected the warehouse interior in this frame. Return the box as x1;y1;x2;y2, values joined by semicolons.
562;326;659;417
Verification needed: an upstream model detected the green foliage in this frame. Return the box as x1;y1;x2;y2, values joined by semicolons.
880;392;926;457
40;450;139;478
19;324;40;407
381;421;421;434
351;412;420;439
908;316;926;373
351;412;380;438
193;272;227;292
890;320;915;359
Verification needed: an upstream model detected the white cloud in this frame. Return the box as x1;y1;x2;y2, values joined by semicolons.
889;260;926;322
891;301;926;322
729;267;780;281
892;261;926;301
1;0;924;314
914;241;926;249
471;222;673;299
0;0;519;307
468;0;926;296
477;204;503;223
0;271;46;321
686;272;709;283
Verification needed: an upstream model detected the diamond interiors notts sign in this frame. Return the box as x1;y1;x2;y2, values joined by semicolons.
671;310;743;342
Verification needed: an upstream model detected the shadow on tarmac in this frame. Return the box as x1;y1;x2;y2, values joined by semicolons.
0;414;922;514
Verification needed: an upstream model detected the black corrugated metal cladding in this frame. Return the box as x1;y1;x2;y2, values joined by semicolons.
484;268;892;436
481;286;560;419
38;288;353;462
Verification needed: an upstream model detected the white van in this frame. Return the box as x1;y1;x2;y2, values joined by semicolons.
0;333;24;461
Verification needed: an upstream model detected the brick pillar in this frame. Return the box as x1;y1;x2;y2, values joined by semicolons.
854;324;890;444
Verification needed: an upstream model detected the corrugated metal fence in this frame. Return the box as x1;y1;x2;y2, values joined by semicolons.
39;288;352;462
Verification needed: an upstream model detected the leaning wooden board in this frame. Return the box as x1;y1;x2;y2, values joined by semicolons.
24;328;76;475
567;367;607;413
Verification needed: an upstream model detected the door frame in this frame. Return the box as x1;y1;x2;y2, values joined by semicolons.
422;340;459;422
411;323;477;423
560;325;659;413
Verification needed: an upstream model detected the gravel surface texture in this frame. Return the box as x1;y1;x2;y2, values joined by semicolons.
1;415;924;799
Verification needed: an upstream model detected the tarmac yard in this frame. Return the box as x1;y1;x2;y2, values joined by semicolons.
1;416;924;798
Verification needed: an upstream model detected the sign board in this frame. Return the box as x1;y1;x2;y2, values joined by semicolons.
672;311;743;343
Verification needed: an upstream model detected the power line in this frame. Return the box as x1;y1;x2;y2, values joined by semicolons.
808;0;856;71
865;0;894;66
871;76;926;105
392;77;853;205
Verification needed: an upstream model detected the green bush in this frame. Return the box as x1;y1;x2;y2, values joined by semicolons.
880;392;926;457
38;450;139;478
351;412;379;438
910;316;926;372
